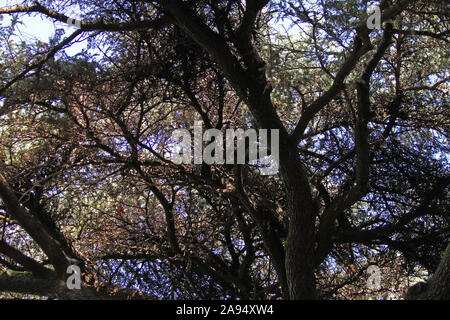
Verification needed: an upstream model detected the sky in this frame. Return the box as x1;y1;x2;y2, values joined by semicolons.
0;0;87;56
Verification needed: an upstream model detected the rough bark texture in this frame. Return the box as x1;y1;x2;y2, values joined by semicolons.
406;243;450;300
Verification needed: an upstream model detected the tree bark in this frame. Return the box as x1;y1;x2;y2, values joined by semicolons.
280;149;317;300
406;243;450;300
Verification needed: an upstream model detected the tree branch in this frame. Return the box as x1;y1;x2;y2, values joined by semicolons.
290;0;416;144
0;240;55;279
407;243;450;300
0;172;70;277
314;22;395;267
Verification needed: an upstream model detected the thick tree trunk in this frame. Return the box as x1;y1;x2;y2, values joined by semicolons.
280;147;317;300
406;243;450;300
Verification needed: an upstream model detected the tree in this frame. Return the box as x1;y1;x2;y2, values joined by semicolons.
0;0;448;300
407;243;450;300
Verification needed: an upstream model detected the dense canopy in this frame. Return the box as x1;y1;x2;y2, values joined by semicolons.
0;0;448;300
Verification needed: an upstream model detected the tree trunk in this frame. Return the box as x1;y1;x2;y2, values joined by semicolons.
406;243;450;300
280;146;318;300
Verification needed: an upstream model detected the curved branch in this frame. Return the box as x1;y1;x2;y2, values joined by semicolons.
0;240;55;279
0;172;69;277
407;243;450;300
291;0;416;143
